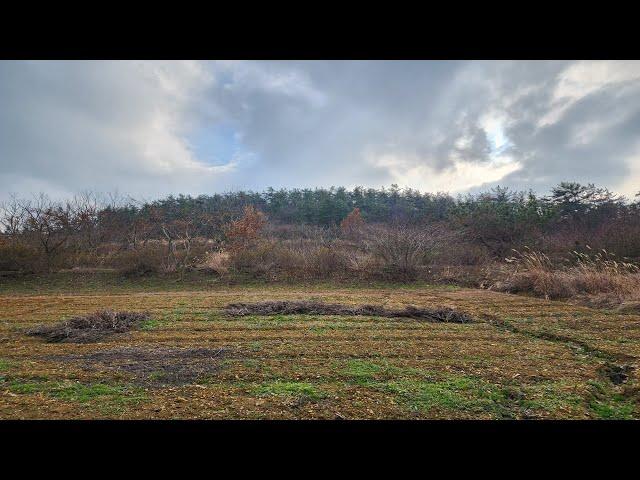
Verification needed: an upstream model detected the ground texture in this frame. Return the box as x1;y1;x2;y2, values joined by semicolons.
1;279;639;419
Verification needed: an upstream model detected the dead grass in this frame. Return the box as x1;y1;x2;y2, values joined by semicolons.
2;281;639;419
223;300;474;323
492;248;640;302
197;251;230;275
26;310;150;343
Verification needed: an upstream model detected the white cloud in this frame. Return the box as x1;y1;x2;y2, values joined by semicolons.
368;152;522;193
539;60;640;127
0;60;234;200
2;60;640;200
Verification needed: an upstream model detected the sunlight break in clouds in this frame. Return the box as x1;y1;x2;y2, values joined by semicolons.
369;153;521;193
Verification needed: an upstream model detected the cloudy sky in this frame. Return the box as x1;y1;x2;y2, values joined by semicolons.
1;60;640;201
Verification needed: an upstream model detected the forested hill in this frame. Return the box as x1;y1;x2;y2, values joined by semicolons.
125;182;636;227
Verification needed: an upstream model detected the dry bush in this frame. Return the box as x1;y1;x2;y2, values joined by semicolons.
340;208;365;239
363;224;452;280
264;223;338;241
197;250;231;275
26;310;150;343
297;244;349;280
491;247;640;300
228;240;287;280
227;224;462;283
497;269;576;299
112;244;168;277
0;241;44;273
426;265;488;287
226;205;267;250
227;237;353;281
340;248;379;280
429;237;490;267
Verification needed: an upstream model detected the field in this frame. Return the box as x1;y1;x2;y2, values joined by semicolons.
1;274;639;419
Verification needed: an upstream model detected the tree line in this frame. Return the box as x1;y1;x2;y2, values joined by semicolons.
2;182;640;274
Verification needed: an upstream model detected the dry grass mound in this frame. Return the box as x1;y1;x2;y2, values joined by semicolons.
26;310;150;343
223;300;473;323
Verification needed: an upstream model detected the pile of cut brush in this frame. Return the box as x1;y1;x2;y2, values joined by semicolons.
26;309;150;343
223;301;472;323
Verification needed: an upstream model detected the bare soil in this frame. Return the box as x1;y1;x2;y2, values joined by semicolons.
48;347;227;386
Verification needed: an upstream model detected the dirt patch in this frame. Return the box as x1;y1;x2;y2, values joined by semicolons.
223;301;473;323
26;310;150;343
600;363;634;385
49;347;227;386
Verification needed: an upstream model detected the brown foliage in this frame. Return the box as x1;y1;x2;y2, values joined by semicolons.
225;206;267;249
340;208;365;238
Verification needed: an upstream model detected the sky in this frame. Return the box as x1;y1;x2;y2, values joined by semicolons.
1;60;640;202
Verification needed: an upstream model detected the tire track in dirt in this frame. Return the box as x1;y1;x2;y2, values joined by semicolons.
481;313;638;416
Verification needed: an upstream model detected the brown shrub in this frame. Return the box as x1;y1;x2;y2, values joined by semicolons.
227;237;353;281
226;206;267;249
363;224;452;280
340;208;365;238
112;244;167;277
295;244;349;280
0;241;44;273
197;250;231;275
228;240;283;280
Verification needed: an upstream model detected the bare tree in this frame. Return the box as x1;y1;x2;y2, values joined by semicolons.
71;191;102;253
20;194;78;271
0;194;27;240
364;223;453;279
160;212;215;277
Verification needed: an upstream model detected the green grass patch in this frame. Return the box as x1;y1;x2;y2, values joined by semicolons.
342;359;392;386
342;359;430;385
0;359;14;372
148;371;167;382
516;382;585;415
384;376;512;417
140;318;161;331
341;360;596;418
589;397;636;419
142;305;188;330
7;379;43;394
587;381;637;419
5;378;147;409
252;381;325;401
49;382;137;403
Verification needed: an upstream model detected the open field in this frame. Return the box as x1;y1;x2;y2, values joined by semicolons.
1;277;639;419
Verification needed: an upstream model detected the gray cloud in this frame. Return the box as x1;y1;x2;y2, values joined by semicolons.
1;60;640;201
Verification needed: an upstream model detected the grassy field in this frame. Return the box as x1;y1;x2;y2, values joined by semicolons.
1;275;639;419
